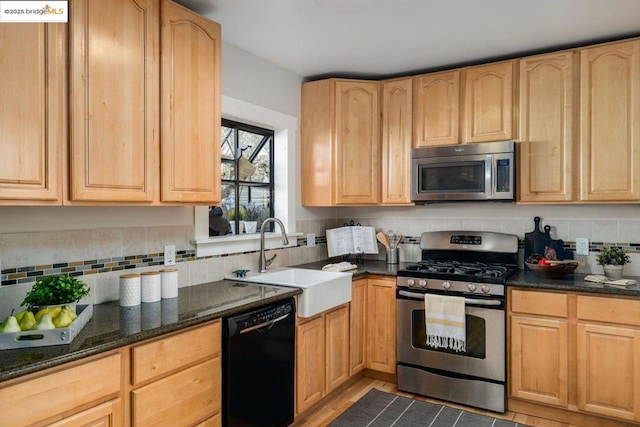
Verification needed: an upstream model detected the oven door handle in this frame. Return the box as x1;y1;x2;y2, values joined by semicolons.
398;290;502;306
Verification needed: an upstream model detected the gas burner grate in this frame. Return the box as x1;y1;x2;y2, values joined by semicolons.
404;260;515;279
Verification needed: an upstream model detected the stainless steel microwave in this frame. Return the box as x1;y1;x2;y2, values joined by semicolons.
411;140;515;202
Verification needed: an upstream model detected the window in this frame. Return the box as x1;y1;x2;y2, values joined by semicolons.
193;95;298;256
210;119;274;236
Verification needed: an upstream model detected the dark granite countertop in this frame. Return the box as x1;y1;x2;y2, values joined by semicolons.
4;259;638;383
297;259;640;298
508;270;640;297
294;259;410;278
0;280;300;383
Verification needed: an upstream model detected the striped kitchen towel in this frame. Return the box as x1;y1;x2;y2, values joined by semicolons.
425;294;466;352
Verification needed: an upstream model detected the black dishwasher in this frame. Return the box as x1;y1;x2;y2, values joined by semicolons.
223;297;296;426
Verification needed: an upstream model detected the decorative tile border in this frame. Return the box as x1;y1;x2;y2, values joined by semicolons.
0;236;317;286
2;235;638;286
0;250;197;286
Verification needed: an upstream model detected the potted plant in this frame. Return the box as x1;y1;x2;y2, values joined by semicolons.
243;202;261;233
21;274;90;312
596;246;631;279
227;207;246;234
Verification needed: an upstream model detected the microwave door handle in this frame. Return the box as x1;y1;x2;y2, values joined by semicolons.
398;290;502;306
489;155;495;198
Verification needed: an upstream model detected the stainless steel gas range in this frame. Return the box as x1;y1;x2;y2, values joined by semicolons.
396;230;519;413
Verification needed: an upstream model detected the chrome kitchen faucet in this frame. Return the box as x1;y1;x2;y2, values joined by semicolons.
259;217;289;273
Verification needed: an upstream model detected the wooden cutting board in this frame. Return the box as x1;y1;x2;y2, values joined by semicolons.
524;217;548;269
544;225;574;261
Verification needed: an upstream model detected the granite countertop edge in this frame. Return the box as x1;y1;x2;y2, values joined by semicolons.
0;281;301;383
298;260;640;296
3;259;639;382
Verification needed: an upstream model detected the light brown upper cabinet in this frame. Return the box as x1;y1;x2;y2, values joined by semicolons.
413;70;460;147
69;0;160;203
381;78;413;205
160;0;221;204
69;0;220;205
0;24;65;205
518;51;577;203
462;60;516;143
579;39;640;202
301;79;380;206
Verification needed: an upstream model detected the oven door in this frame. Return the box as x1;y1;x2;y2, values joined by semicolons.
396;289;505;382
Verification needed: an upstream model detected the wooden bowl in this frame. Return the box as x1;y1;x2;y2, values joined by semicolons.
525;262;579;279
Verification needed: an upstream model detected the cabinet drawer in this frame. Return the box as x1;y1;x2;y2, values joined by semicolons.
0;352;121;426
510;289;568;317
577;295;640;326
132;356;221;426
132;320;221;385
48;398;121;427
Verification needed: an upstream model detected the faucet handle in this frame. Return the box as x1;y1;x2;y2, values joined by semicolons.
265;253;277;267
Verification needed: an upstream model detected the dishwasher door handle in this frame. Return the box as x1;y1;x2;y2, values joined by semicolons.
239;313;291;334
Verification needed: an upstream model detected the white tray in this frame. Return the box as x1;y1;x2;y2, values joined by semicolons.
0;304;93;349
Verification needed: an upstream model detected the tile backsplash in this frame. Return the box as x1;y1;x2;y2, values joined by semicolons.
2;215;640;318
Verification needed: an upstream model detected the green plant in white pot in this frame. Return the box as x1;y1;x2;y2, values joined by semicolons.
21;274;90;308
243;202;261;233
596;246;631;280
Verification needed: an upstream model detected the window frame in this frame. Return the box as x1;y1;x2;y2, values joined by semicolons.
192;95;300;258
220;118;275;235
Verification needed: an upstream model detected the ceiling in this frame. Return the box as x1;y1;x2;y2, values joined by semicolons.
175;0;640;79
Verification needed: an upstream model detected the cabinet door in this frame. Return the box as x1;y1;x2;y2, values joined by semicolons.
300;79;334;206
160;0;221;204
132;356;221;426
335;80;380;204
296;315;325;414
413;70;460;147
47;399;122;427
381;78;413;205
510;315;569;407
325;305;350;393
0;353;121;426
580;40;640;201
0;24;64;204
349;279;367;376
366;278;396;374
463;60;515;143
518;52;576;202
69;0;159;202
577;322;640;422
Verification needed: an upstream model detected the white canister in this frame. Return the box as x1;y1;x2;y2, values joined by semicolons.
141;271;162;303
119;273;141;307
160;268;179;299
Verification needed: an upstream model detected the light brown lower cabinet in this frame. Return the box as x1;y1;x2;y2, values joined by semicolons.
509;288;640;425
131;358;221;426
130;320;222;427
48;399;122;427
296;304;349;414
0;320;222;427
0;352;122;426
366;277;397;374
349;278;368;375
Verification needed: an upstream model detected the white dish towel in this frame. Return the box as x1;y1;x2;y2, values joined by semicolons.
425;294;466;352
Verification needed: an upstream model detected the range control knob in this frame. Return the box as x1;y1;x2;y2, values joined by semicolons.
480;285;491;294
407;279;415;287
442;281;451;290
419;279;427;288
467;284;477;292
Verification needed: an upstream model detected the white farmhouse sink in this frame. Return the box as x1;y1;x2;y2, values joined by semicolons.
225;267;352;317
